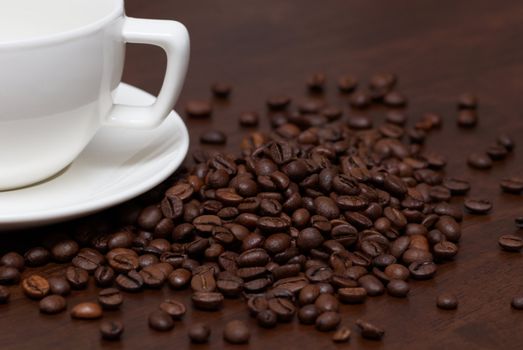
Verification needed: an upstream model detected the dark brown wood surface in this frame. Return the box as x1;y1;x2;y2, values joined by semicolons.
1;1;523;349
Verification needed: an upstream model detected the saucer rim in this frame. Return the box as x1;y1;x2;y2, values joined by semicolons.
0;82;189;229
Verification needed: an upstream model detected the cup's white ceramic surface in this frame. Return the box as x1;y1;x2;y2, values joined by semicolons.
0;0;190;190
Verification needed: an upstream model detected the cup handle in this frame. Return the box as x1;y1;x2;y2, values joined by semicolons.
105;17;190;128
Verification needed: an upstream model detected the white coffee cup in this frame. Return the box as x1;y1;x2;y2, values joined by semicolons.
0;0;190;190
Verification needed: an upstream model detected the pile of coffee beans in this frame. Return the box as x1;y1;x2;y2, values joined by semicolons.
0;72;521;346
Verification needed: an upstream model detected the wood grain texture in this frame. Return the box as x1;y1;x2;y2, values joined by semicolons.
1;1;523;349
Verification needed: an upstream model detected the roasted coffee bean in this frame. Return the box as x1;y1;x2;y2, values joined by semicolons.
500;177;523;194
299;284;321;305
315;293;339;313
1;252;24;270
436;293;458;310
297;304;320;324
433;241;459;260
356;319;385;340
337;74;358;92
223;320;250;344
72;248;104;273
167;268;192;289
22;275;50;299
436;216;461;242
457;110;478;127
139;266;166;288
257;309;278;328
138;254;159;269
65;266;89;289
0;286;10;303
316;311;341;332
186;100;212;118
297;228;324;251
314;196;340;219
148;310;174;331
24;247;51;267
211;82;231;98
516;217;523;229
332;326;352;343
273;276;309;293
71;302;103;319
498;234;523;252
358;274;385;296
458;93;477;109
409;261;437;279
191;266;216;292
0;266;20;284
107;230;134;250
268;297;296;322
191;291;224;311
115;270;143;292
511;296;523;310
467;153;492;169
39;295;67;314
51;240;79;262
94;266;115;287
100;320;124;341
497;134;515;151
48;276;71;296
338;287;367;304
188;323;211;344
109;253;139;273
216;271;243;297
486;144;508;160
238;111;259;127
159;299;186;319
387;279;410;298
200;130;227;144
464;198;492;214
98;288;123;310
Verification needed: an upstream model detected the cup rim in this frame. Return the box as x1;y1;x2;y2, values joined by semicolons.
0;0;124;49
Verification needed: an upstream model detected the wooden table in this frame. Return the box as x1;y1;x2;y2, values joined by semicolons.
1;1;523;349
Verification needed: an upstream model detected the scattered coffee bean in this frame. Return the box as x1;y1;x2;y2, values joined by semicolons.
148;310;174;331
500;177;523;194
1;252;24;270
191;292;224;311
497;134;515;151
332;326;351;343
159;299;186;319
356;319;385;340
387;279;410;298
511;296;523;310
315;311;341;331
186;100;212;118
115;270;143;292
188;322;211;343
51;240;79;262
498;234;523;252
464;198;492;215
94;266;115;287
39;295;67;314
200;130;227;145
239;111;259;127
337;75;358;92
223;320;250;344
24;247;51;267
436;293;458;310
457;110;478;128
211;82;232;98
298;304;320;324
22;275;50;299
65;266;89;289
257;309;278;328
100;320;124;341
0;266;20;284
71;302;103;319
338;287;367;304
98;288;123;310
467;153;492;169
48;276;71;296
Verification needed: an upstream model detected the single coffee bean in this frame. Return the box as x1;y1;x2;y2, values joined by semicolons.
100;320;124;341
51;240;79;262
148;310;174;331
443;177;470;195
268;297;297;322
436;293;458;310
94;266;115;287
486;144;508;160
464;198;492;214
498;234;523;252
358;274;385;296
458;92;477;109
315;293;339;312
65;266;89;289
24;247;51;267
436;216;461;242
115;270;143;292
511;296;523;310
332;326;351;343
266;95;291;110
298;304;320;324
383;90;407;107
299;284;321;305
239;111;259;127
140;265;166;288
188;322;211;343
356;319;385;340
48;276;71;296
338;287;367;304
1;252;25;270
71;302;103;319
387;279;410;298
257;309;278;328
22;275;50;299
72;248;104;273
467;153;492;170
337;75;358;92
223;320;250;344
0;266;20;284
409;261;437;279
168;268;192;289
0;286;10;303
384;264;410;281
497;134;515;151
200;130;227;145
186;100;212;118
433;241;459;260
457;110;478;127
191;265;217;292
39;295;67;314
191;291;224;311
500;177;523;194
159;299;186;319
316;311;341;332
211;82;232;98
98;288;123;310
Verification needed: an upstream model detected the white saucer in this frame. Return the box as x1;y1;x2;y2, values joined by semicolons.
0;83;189;231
